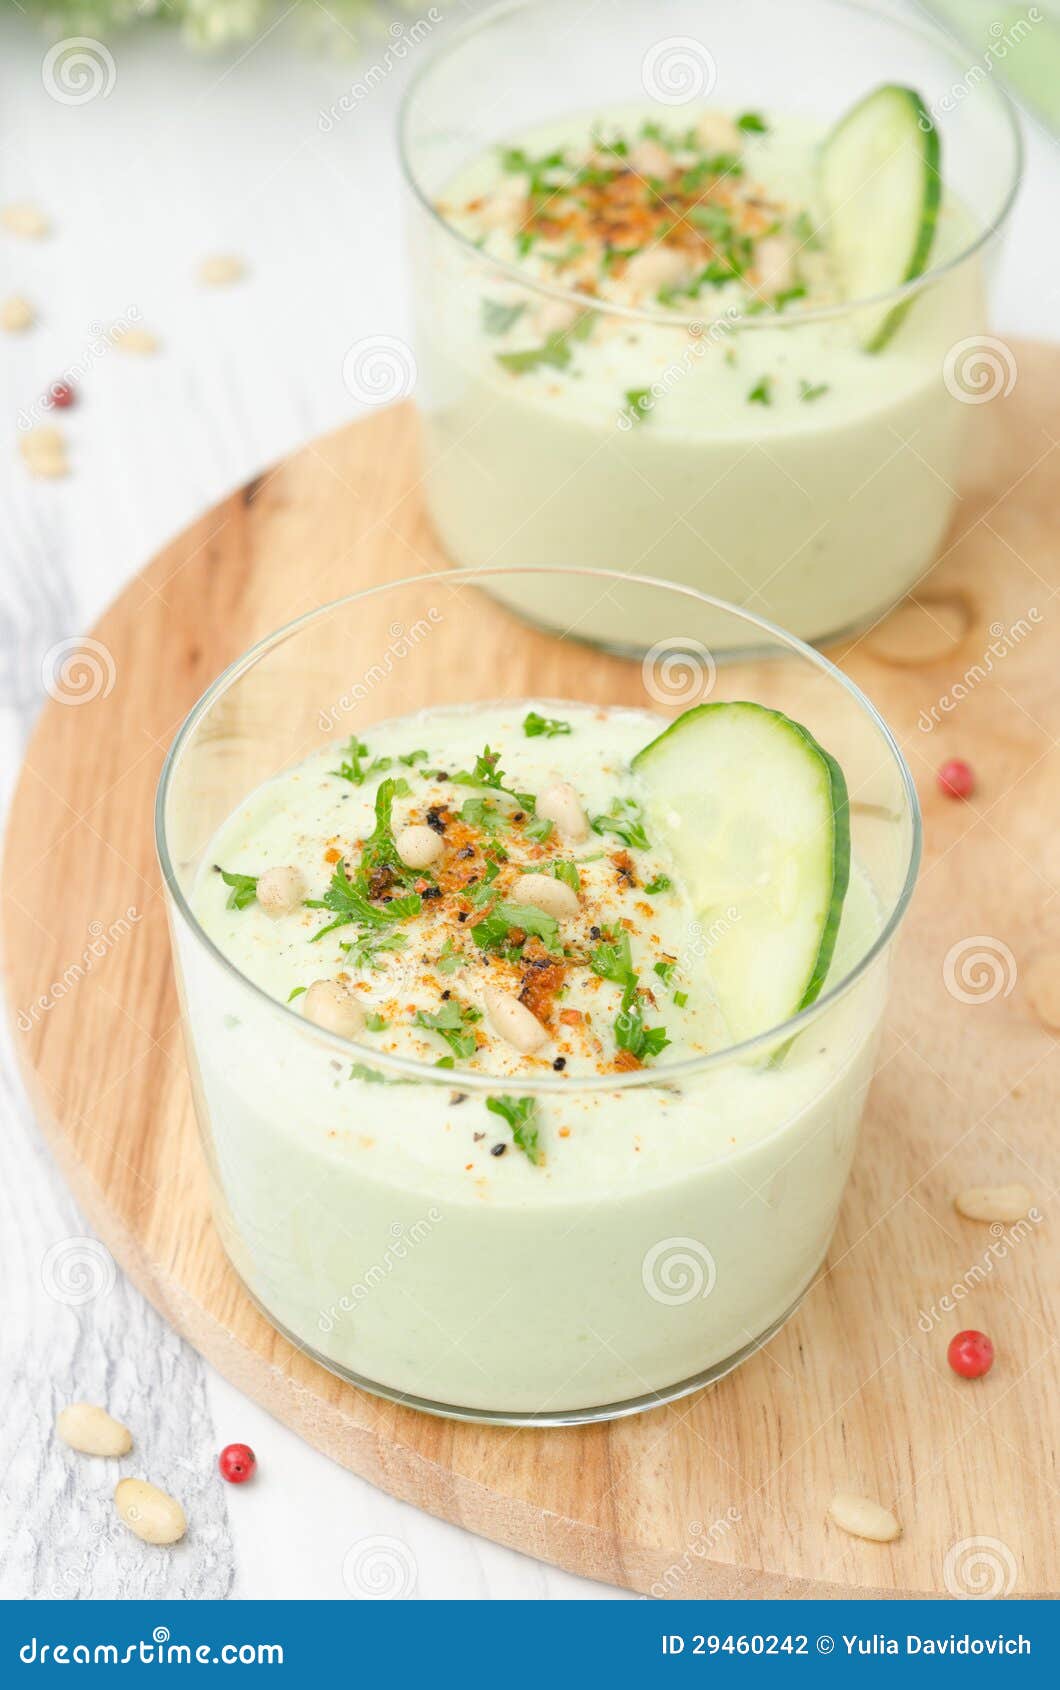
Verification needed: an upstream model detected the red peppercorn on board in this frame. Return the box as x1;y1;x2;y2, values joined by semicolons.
4;360;1058;1598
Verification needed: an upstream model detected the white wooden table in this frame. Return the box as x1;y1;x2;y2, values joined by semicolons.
1;2;1056;1600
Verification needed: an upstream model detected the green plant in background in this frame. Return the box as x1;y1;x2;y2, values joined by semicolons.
22;0;407;49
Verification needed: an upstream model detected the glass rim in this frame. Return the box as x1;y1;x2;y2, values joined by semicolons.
397;0;1023;334
156;564;923;1095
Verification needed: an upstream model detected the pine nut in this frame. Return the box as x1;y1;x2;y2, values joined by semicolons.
395;825;443;870
484;987;548;1054
535;782;589;843
1;295;35;333
256;865;305;918
828;1492;901;1543
114;1478;186;1546
516;872;579;920
2;202;49;239
114;326;159;355
302;979;364;1039
56;1403;132;1458
198;254;245;287
955;1183;1033;1224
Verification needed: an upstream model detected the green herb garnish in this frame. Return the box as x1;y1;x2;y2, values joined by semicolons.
644;874;672;895
437;937;465;976
339;929;407;971
736;111;769;134
472;901;561;957
481;299;527;336
486;1095;544;1165
364;1011;387;1032
287;985;306;1002
616;983;671;1061
495;310;594;377
747;376;773;406
623;388;653;426
590;797;650;851
453;747;534;811
798;379;830;403
522;710;572;739
589;926;636;989
399;748;430;767
414;998;482;1061
525;815;554;843
548;861;581;892
217;867;259;911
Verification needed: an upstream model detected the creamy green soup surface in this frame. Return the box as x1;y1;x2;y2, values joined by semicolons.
185;700;886;1411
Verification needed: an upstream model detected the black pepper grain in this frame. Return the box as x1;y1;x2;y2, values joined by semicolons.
552;1056;566;1071
490;1142;507;1157
590;924;602;940
426;807;447;834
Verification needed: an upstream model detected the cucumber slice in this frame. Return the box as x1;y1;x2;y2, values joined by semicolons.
819;85;941;352
631;703;850;1044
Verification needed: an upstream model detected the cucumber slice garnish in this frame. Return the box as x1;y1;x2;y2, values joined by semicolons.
819;84;941;352
631;702;850;1045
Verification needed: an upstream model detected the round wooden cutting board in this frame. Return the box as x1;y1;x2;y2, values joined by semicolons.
4;345;1058;1599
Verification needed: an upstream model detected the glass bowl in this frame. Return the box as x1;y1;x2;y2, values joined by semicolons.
156;566;920;1424
400;0;1021;652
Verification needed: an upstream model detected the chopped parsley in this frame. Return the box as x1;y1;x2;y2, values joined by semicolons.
437;937;465;976
616;983;671;1061
525;815;554;843
644;874;672;895
287;985;306;1002
798;378;830;403
590;797;650;851
453;746;534;811
306;781;423;941
548;860;581;892
653;958;676;989
472;901;561;957
623;388;653;425
398;748;430;767
486;1095;544;1165
460;796;508;834
481;299;526;336
747;376;773;406
495;310;594;377
364;1011;388;1032
736;111;769;134
307;859;422;942
331;737;392;786
589;926;636;989
467;856;504;908
216;867;258;911
414;998;482;1061
339;928;407;971
522;710;572;739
